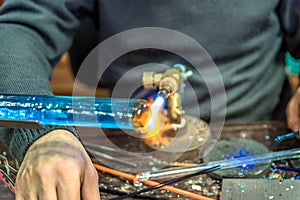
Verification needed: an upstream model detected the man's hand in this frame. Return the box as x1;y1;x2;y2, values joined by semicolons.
286;87;300;132
15;129;100;200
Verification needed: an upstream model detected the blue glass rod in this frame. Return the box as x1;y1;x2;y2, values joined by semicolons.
0;94;150;129
275;131;299;142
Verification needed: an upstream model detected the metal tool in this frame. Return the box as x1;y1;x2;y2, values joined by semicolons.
142;64;192;124
0;155;17;194
137;148;300;181
93;163;215;200
141;65;212;162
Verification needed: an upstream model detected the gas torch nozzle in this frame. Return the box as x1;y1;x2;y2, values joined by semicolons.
158;68;183;98
157;88;170;100
142;65;192;124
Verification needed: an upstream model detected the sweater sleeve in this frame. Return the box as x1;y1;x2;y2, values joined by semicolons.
0;0;95;163
278;0;300;59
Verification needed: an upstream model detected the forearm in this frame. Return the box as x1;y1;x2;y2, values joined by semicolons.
0;0;95;162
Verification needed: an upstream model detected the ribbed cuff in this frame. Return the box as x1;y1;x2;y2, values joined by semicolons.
9;126;78;163
285;52;300;75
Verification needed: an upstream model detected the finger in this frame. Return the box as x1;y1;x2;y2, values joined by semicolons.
81;165;100;200
15;191;25;200
15;188;38;200
37;185;57;200
286;97;299;132
56;173;81;200
15;173;38;200
15;193;38;200
285;91;299;134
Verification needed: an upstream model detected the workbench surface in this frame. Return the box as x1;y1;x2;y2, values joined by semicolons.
1;121;299;200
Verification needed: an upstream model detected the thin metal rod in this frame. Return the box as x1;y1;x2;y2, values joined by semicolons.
139;148;300;181
86;148;137;168
93;163;215;200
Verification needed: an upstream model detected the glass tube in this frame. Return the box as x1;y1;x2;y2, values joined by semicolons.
0;94;150;129
139;148;300;181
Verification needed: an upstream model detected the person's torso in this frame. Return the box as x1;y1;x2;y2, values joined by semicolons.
87;0;286;122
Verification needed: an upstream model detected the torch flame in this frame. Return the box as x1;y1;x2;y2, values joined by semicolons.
144;96;165;137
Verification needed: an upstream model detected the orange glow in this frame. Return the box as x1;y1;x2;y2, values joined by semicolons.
144;113;163;137
135;96;173;147
143;96;165;137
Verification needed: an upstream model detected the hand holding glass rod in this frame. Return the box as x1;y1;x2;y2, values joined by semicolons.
0;94;151;129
